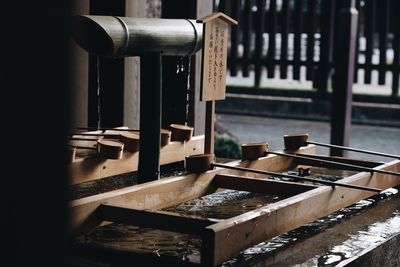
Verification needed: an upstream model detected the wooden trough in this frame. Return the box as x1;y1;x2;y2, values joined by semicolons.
70;144;400;266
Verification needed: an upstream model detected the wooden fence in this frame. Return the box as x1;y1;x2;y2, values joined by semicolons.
216;0;400;101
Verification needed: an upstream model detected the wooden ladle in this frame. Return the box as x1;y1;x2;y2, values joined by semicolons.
170;124;193;142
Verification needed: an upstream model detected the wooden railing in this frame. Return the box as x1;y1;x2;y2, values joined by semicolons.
216;0;400;101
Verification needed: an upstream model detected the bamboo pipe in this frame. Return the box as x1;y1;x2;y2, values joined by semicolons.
71;15;203;57
185;154;381;193
241;143;400;177
284;134;400;159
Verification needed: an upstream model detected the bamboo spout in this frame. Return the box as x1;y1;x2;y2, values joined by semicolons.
71;15;203;57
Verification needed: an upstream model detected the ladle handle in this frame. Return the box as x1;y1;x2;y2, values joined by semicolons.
211;163;381;193
307;141;400;160
269;151;400;177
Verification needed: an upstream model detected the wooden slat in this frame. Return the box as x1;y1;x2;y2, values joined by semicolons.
363;0;375;84
353;0;361;83
316;0;335;92
213;174;317;197
280;0;290;79
228;0;241;76
392;0;400;97
69;135;205;185
242;0;253;77
305;0;316;81
378;0;390;85
266;0;277;78
202;159;400;266
330;1;358;156
293;0;304;80
70;145;316;235
254;0;266;87
99;204;218;235
204;101;215;154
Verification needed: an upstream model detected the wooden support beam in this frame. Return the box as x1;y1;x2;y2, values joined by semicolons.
69;135;204;185
330;0;358;156
201;159;400;266
204;101;215;154
213;174;317;197
99;204;218;235
138;53;162;183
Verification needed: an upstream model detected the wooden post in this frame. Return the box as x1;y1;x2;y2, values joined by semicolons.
197;13;238;155
138;53;162;183
124;0;146;130
316;0;336;92
205;101;215;154
330;0;358;156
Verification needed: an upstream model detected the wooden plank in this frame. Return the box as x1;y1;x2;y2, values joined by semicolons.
330;1;358;156
242;0;252;77
70;145;316;235
353;0;361;83
391;0;400;97
202;159;400;266
378;0;389;85
69;135;205;185
204;101;215;154
138;52;162;183
99;204;218;235
280;0;290;79
254;0;266;87
266;0;277;78
306;0;316;81
228;0;241;77
363;0;375;84
292;0;304;80
316;0;335;92
213;174;318;197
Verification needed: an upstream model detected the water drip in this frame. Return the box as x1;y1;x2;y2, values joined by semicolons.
185;56;192;125
96;57;101;129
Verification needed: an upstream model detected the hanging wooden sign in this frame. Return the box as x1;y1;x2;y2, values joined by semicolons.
197;13;237;101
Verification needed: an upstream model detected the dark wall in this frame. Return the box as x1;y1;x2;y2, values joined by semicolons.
7;1;72;266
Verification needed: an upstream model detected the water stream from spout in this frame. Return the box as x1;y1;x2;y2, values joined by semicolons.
185;56;192;125
96;57;101;129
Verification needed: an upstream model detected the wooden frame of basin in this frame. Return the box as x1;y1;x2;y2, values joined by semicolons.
70;144;400;266
68;135;205;185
